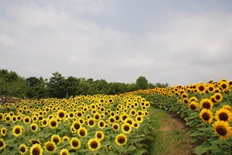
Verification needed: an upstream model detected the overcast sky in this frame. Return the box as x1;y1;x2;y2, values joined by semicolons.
0;0;232;86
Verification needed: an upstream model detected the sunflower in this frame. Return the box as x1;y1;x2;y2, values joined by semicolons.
44;141;57;154
49;118;59;129
57;109;67;121
197;83;206;93
207;84;215;93
0;113;4;121
0;138;6;150
23;115;31;124
115;133;128;146
120;113;128;121
4;114;12;122
189;101;198;111
189;96;198;102
222;105;232;112
124;117;134;125
77;127;88;138
199;109;213;123
112;123;120;131
12;125;24;137
51;134;62;145
30;144;43;155
62;136;70;142
29;139;40;145
219;81;229;92
212;93;223;103
97;120;106;129
30;123;39;132
87;118;96;128
1;127;7;136
213;121;232;140
72;121;82;131
129;109;137;116
215;108;232;122
59;148;70;155
70;137;81;150
181;93;188;98
87;138;101;151
40;118;48;127
108;116;115;124
135;115;144;123
19;144;28;154
200;98;213;110
121;123;132;134
133;121;140;129
94;113;101;120
95;131;105;141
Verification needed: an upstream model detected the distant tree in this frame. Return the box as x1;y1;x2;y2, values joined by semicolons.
0;69;28;103
65;76;80;96
26;77;47;98
47;72;66;98
135;76;148;89
154;82;169;88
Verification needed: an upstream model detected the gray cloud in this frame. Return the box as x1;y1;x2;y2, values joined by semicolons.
0;0;232;86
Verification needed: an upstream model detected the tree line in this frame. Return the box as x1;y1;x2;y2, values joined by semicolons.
0;69;169;102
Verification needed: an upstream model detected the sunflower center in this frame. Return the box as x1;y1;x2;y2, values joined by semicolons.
190;104;196;110
97;133;102;139
59;112;65;118
20;146;26;152
216;125;227;136
80;129;86;136
113;125;118;129
215;95;221;100
209;87;213;91
110;118;114;123
25;118;30;123
32;125;37;130
202;103;210;109
219;112;228;121
95;115;100;120
221;84;227;89
0;141;3;147
90;141;98;149
72;140;79;147
51;121;57;127
202;113;210;121
32;147;41;155
123;125;130;131
74;123;80;130
199;86;205;91
118;136;125;144
53;138;59;144
46;143;55;151
89;120;94;125
15;128;21;134
99;122;104;127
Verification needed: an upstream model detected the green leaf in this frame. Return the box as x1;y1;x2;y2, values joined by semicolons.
194;141;210;155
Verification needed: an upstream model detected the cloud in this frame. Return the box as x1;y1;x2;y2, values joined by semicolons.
0;1;232;85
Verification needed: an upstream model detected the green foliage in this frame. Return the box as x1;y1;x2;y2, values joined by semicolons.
0;69;28;103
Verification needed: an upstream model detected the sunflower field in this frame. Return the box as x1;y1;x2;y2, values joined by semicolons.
0;94;153;155
133;78;232;155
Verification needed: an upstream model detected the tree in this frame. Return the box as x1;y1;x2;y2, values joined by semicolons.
47;72;66;98
0;69;28;103
26;77;48;98
135;76;148;89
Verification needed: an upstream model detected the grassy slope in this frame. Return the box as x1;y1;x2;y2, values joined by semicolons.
147;107;193;155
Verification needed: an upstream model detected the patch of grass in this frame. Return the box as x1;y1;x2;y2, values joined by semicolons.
146;107;193;155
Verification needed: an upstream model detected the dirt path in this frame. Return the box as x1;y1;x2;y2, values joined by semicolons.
149;108;193;155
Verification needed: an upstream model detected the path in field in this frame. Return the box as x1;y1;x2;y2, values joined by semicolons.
148;107;193;155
